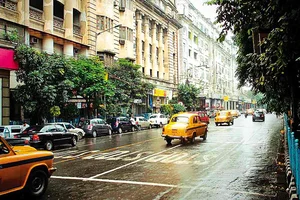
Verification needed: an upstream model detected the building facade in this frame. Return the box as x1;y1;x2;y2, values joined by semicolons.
134;0;181;113
176;0;239;111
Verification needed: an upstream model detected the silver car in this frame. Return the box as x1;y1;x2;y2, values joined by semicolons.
134;117;152;130
47;122;85;140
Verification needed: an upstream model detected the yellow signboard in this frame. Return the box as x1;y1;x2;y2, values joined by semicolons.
154;88;166;97
223;96;229;102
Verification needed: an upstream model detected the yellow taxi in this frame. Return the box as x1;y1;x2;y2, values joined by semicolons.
230;110;239;118
162;113;208;145
0;136;56;197
215;110;234;126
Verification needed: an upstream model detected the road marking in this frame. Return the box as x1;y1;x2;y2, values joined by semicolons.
54;137;161;164
50;175;276;198
89;144;182;179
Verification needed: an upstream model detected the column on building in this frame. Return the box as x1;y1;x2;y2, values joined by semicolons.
18;0;30;26
42;0;54;54
64;0;74;56
163;29;169;80
136;11;142;65
80;0;88;45
144;16;150;76
151;22;157;78
158;25;164;79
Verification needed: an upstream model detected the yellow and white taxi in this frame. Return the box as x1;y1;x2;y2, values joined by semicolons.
215;110;234;126
162;113;208;145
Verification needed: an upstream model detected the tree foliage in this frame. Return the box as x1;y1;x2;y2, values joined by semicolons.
106;59;154;116
177;83;200;111
207;0;300;115
14;44;73;124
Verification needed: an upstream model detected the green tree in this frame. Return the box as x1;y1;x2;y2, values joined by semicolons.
107;59;154;116
50;106;61;122
177;83;200;111
68;56;115;118
14;44;73;124
208;0;300;131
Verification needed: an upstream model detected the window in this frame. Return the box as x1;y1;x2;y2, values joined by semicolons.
157;71;159;77
156;47;159;63
142;41;145;59
189;49;191;57
150;69;152;77
97;16;114;33
149;21;152;37
119;26;133;41
54;0;63;19
194;36;198;44
120;0;133;10
194;52;197;60
30;0;43;10
98;52;114;67
188;31;192;40
149;44;152;61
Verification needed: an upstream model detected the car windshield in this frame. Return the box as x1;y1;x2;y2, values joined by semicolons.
219;111;228;117
150;115;158;119
171;116;189;123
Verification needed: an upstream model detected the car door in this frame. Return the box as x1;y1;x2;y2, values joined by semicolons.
0;140;21;193
55;125;71;145
140;117;146;128
45;125;62;145
97;119;106;134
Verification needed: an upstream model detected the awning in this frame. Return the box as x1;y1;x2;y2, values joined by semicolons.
0;48;19;70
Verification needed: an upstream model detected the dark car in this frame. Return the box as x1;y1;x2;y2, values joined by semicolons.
252;111;265;122
82;118;112;137
15;124;78;150
107;117;135;134
6;138;29;146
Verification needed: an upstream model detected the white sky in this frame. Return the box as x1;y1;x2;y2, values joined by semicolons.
189;0;218;22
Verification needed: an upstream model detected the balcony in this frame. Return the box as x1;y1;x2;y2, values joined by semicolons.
0;0;17;11
29;7;43;21
73;24;81;35
53;16;63;30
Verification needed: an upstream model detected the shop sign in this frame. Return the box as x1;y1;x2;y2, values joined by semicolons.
0;48;19;70
153;88;166;97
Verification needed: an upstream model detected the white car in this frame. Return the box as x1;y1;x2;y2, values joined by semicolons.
48;122;85;140
149;114;168;128
134;116;152;129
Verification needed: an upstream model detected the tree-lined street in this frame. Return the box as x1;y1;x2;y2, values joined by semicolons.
2;114;283;200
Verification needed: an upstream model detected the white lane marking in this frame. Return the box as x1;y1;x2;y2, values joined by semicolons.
51;176;276;198
52;175;190;188
89;144;182;179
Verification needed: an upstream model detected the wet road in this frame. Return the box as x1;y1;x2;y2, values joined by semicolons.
6;114;284;200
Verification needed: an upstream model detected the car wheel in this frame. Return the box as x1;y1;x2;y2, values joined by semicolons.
77;132;83;140
252;119;255;122
92;131;97;138
108;129;112;135
231;120;234;125
201;130;208;141
189;133;196;144
166;138;172;145
71;136;77;147
25;170;48;197
118;127;122;134
44;140;53;151
215;123;218;126
160;122;163;127
137;125;142;131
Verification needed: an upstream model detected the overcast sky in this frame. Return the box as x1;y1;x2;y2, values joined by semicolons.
189;0;218;22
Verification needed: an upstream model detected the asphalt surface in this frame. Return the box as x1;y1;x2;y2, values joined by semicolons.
3;113;283;200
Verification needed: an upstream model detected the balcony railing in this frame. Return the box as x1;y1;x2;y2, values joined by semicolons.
0;0;17;11
29;7;43;21
73;24;81;35
54;16;63;29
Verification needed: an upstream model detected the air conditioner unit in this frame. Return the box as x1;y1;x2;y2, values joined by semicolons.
119;39;125;45
30;37;38;44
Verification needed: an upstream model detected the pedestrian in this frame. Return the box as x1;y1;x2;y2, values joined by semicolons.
20;121;30;133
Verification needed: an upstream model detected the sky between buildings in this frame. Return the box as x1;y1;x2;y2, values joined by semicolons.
189;0;218;22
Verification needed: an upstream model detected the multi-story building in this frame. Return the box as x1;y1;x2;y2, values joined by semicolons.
176;0;239;111
134;0;182;113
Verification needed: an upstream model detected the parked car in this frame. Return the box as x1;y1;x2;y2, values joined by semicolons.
0;136;56;197
47;122;85;140
149;113;168;127
162;113;208;145
15;125;78;150
6;137;30;146
252;111;265;122
82;118;112;137
107;117;135;134
188;111;210;124
215;110;234;126
134;116;152;129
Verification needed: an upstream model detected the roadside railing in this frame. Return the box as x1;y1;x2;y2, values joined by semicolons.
284;113;300;196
